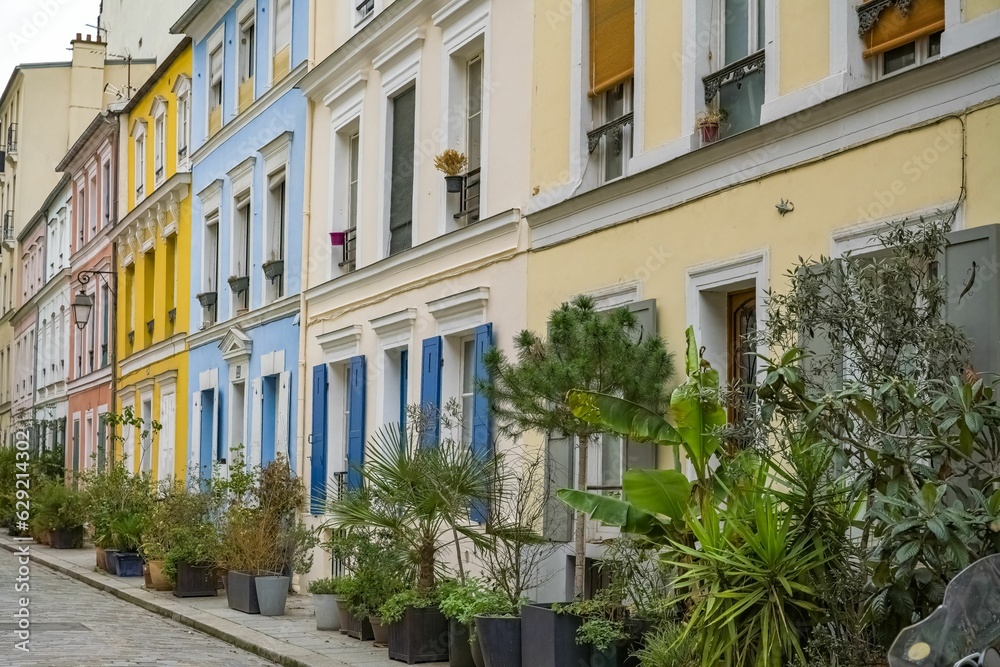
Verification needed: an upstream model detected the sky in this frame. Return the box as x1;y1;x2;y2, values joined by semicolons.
0;0;102;91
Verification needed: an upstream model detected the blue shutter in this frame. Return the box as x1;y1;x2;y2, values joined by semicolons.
471;322;493;523
310;364;328;514
419;336;442;447
346;355;367;491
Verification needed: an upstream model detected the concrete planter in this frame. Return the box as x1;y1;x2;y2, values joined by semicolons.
314;594;340;631
255;575;290;616
370;616;390;644
226;570;262;614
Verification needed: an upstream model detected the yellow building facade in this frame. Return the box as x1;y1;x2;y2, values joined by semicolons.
524;0;1000;597
112;40;194;480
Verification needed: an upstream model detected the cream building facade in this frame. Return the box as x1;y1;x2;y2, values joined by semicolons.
525;0;1000;596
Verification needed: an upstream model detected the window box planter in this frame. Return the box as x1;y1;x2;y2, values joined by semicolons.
196;291;217;308
108;551;143;577
49;526;83;549
146;319;155;335
226;570;262;614
519;603;587;667
445;174;465;193
449;619;475;667
255;575;290;616
174;562;217;597
475;615;521;667
388;606;450;664
315;594;340;631
262;259;284;281
127;330;135;345
227;275;249;294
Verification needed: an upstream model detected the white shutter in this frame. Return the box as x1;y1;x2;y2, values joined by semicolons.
158;393;176;482
250;378;263;468
190;391;202;476
275;371;291;462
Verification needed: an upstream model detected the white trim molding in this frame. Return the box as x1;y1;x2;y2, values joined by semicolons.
427;286;489;336
318;324;363;363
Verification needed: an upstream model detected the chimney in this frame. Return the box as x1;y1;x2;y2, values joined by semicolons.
68;33;109;140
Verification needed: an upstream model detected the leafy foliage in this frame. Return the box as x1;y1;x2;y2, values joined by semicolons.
307;577;342;595
632;623;699;667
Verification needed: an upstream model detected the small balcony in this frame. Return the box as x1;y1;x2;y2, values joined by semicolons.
338;226;357;273
2;210;13;249
702;50;766;141
6;123;17;154
453;168;481;225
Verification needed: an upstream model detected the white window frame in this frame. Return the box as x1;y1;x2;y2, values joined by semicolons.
326;361;351;475
355;0;376;26
272;0;292;56
132;120;147;201
238;1;257;85
715;0;766;69
228;378;248;461
371;308;416;429
207;28;225;126
157;385;177;482
875;30;944;80
140;390;154;473
326;73;367;278
173;75;192;168
261;132;291;303
152;97;167;187
593;79;633;186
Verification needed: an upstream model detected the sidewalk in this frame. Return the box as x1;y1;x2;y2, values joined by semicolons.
0;536;446;667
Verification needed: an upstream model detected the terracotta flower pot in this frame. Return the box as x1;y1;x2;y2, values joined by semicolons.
699;122;720;144
147;560;173;591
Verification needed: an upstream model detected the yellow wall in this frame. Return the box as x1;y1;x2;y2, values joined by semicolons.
115;45;193;480
529;0;572;195
526;109;993;472
779;0;830;95
965;0;1000;20
643;0;684;149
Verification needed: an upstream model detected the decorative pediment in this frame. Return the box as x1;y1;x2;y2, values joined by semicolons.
149;95;168;119
220;326;253;363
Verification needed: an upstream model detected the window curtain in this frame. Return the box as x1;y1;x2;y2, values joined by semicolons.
862;0;944;58
589;0;634;97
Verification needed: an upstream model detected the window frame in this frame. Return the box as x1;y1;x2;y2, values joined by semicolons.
718;0;766;68
133;121;147;201
173;75;192;166
593;78;633;185
153;100;167;186
272;0;292;55
238;5;257;85
876;30;943;79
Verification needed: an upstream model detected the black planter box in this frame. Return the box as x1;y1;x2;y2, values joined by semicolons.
475;615;521;667
174;562;217;598
449;619;475;667
104;550;121;575
226;571;261;614
49;526;84;549
113;552;144;577
388;606;450;664
344;611;374;640
586;618;649;667
520;603;588;667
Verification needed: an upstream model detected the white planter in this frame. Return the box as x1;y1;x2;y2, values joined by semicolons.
315;594;340;631
255;575;290;617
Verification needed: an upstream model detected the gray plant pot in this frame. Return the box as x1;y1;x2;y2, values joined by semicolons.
315;594;340;631
255;575;290;616
226;570;261;614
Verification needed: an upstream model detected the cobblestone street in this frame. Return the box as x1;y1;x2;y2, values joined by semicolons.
0;545;278;666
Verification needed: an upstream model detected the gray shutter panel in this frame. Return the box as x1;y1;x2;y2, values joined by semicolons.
625;299;657;470
388;87;415;256
543;430;574;542
797;260;844;391
942;225;1000;377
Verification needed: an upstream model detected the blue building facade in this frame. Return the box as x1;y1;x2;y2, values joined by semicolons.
171;0;308;479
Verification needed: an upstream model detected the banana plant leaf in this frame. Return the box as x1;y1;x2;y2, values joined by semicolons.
556;488;659;534
567;390;681;445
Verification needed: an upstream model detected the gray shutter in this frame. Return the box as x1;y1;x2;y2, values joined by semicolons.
942;225;1000;377
388;87;415;256
543;430;574;542
625;299;657;470
797;260;844;391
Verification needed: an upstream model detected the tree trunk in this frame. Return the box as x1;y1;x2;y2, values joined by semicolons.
418;543;436;593
574;433;589;599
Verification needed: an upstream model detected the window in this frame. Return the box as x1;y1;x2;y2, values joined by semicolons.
125;265;136;345
175;76;191;162
165;235;177;331
154;110;166;185
388;87;415;257
459;337;475;445
328;363;352;473
238;9;256;112
134;128;146;199
880;30;943;77
101;285;109;367
591;80;632;184
143;250;155;345
272;0;292;80
701;0;766;139
208;40;224;135
203;212;219;324
356;0;375;24
141;397;153;472
723;0;765;66
102;161;111;225
462;54;483;223
89;173;98;234
382;347;409;433
342;131;360;272
230;380;246;453
727;289;757;425
265;172;286;302
233;192;251;311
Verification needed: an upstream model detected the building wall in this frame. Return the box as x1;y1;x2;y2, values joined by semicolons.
99;0;189;63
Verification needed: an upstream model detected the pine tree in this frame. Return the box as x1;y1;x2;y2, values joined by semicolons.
480;294;675;598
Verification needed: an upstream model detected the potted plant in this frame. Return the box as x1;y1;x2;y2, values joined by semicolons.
441;579;516;667
434;149;468;193
195;290;217;307
695;107;728;144
337;574;375;640
149;483;220;597
262;257;284;281
227;274;249;294
108;513;146;577
309;577;342;631
324;406;495;664
31;482;87;549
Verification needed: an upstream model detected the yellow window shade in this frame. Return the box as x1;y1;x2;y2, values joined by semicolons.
590;0;634;97
862;0;945;58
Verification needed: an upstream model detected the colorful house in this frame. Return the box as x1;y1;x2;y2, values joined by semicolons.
170;0;309;481
112;39;193;480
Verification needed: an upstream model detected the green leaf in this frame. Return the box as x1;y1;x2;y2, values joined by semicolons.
927;517;948;542
684;325;699;377
921;482;940;511
965;411;985;435
566;391;681;446
555;488;655;534
894;540;921;565
622;469;691;521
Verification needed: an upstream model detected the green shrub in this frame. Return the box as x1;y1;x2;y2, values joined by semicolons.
30;482;87;533
308;577;342;595
632;624;698;667
439;578;518;631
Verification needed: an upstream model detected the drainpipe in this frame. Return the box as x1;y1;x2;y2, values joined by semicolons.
296;95;313;488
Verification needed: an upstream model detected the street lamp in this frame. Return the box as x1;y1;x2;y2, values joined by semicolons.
72;290;94;330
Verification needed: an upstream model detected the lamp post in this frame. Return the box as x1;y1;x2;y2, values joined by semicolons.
72;291;94;330
73;268;118;465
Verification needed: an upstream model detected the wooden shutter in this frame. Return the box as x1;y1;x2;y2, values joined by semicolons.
942;225;1000;378
347;355;367;491
276;371;291;462
625;299;657;470
420;336;443;447
863;0;944;58
590;0;635;97
310;364;328;514
543;431;574;542
471;323;493;524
